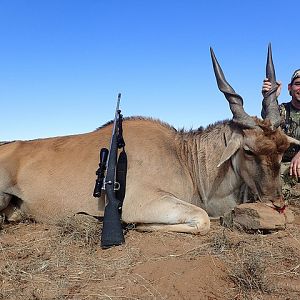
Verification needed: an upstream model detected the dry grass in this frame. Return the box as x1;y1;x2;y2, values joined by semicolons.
209;230;272;298
0;214;147;299
56;213;101;247
1;205;300;299
210;229;233;255
228;250;272;298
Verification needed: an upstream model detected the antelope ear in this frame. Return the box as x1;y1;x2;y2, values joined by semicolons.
286;135;300;145
217;134;242;167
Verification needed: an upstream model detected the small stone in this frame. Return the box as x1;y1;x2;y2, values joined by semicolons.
231;203;292;231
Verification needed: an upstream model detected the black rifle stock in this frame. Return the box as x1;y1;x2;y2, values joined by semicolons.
93;93;125;249
101;125;125;248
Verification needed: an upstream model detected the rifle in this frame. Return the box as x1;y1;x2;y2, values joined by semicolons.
93;93;126;248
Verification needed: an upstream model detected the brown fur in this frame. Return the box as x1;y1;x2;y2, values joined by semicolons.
247;118;290;155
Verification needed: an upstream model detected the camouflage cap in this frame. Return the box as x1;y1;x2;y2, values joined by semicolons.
291;69;300;83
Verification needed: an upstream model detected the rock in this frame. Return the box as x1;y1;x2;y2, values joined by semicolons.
284;207;295;224
222;203;294;231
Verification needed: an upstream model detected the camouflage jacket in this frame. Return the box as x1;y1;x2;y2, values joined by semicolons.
279;102;300;161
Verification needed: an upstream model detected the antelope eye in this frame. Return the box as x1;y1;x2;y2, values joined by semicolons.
244;147;254;156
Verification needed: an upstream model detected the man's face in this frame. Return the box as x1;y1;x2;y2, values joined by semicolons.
288;78;300;102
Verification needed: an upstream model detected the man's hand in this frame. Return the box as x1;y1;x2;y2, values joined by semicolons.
290;151;300;178
262;78;282;97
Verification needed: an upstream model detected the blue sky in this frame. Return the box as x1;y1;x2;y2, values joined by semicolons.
0;0;298;140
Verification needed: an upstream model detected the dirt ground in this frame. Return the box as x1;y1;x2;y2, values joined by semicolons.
1;194;300;299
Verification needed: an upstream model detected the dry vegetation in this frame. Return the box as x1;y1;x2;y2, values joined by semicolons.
1;194;300;299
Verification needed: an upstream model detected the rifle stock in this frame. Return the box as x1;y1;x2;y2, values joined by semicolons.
93;93;126;249
100;130;125;248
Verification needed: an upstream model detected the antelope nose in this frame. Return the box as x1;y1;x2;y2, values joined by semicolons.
272;196;286;209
